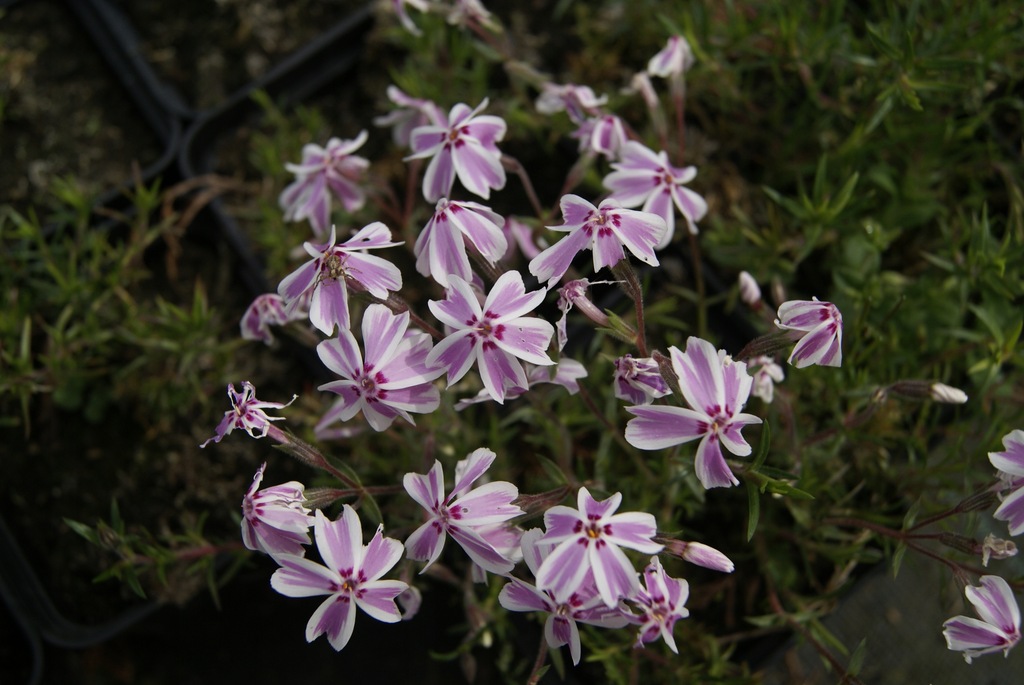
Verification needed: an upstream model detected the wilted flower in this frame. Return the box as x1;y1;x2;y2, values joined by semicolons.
316;304;443;432
748;356;784;404
414;198;507;287
774;297;843;368
270;507;408;651
555;278;614;351
632;557;690;653
201;381;295;448
536;487;662;607
278;223;403;335
407;98;507;202
981;534;1018;567
454;358;587;410
603;140;708;245
279;132;369;237
625;337;762;489
426;270;554;404
529;194;666;288
990;429;1024;537
535;83;607;124
403;447;523;575
943;575;1021;663
241;462;313;558
498;529;632;665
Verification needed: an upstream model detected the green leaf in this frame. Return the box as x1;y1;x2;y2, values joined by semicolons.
63;518;100;545
891;542;908;578
359;493;384;527
746;480;760;542
848;637;868;677
752;419;771;470
536;455;569;486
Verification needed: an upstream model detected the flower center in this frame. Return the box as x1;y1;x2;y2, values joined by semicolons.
325;253;347;281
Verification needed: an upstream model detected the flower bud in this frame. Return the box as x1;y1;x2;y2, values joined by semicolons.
658;537;735;573
738;271;762;309
930;382;968;404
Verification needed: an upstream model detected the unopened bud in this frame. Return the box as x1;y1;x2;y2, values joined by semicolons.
937;532;980;556
657;537;735;573
981;533;1017;567
930;382;968;404
738;271;762;309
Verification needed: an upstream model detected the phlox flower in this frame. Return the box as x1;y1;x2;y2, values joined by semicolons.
316;304;443;432
624;337;762;489
407;98;507;202
647;35;695;78
603;140;708;246
279;132;369;237
241;462;313;558
535;83;607;124
390;0;429;36
943;575;1021;663
990;429;1024;537
536;486;662;607
632;557;690;653
528;194;666;288
403;447;523;575
270;507;408;652
240;293;306;345
748;355;784;404
415;198;507;287
613;354;670;405
555;278;614;352
573;113;628;159
200;381;295;448
498;529;633;665
454;357;587;410
426;270;554;404
373;85;445;147
774;297;843;368
278;223;403;335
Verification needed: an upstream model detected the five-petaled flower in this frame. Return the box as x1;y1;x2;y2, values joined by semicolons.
498;529;632;665
407;98;507;202
529;194;666;288
200;381;295;448
240;293;306;345
535;486;662;608
613;354;670;405
279;132;370;237
943;575;1021;663
624;337;762;489
990;429;1024;537
241;462;313;559
632;556;690;653
270;506;408;651
403;447;523;575
316;304;443;432
603;140;708;246
278;223;403;335
426;270;554;404
774;297;843;368
414;198;507;287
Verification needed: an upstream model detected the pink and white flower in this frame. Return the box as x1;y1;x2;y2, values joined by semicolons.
535;83;607;124
529;195;666;287
241;462;313;559
279;132;369;237
943;575;1021;663
498;529;633;665
277;223;403;335
624;337;762;489
414;198;507;287
603;140;708;246
240;293;306;345
454;357;587;410
316;304;443;432
632;557;690;653
200;381;295;448
373;85;445;147
407;98;507;202
270;507;408;651
647;35;695;78
403;447;523;575
426;270;554;404
613;354;670;405
774;297;843;368
748;355;784;404
990;429;1024;537
576;113;628;159
535;487;662;607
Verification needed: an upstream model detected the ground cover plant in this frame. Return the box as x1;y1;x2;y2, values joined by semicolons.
3;1;1023;683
